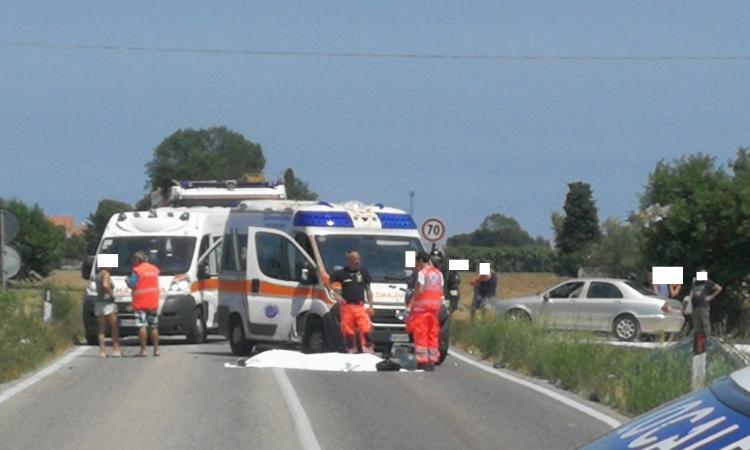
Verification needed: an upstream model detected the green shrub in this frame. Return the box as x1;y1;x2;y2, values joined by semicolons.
0;286;82;383
452;318;738;416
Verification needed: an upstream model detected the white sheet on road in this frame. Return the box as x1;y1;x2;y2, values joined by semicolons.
225;349;387;372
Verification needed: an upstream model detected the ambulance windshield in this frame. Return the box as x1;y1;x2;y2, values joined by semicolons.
315;235;423;282
99;236;197;276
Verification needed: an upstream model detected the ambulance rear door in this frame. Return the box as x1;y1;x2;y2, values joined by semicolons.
244;226;319;342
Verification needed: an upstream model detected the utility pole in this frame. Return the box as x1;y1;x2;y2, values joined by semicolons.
409;190;415;217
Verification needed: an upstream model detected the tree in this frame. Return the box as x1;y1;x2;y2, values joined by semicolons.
447;213;540;248
84;199;132;255
0;198;64;277
554;182;602;276
145;127;266;193
283;168;318;200
639;151;750;331
61;235;87;261
585;218;644;278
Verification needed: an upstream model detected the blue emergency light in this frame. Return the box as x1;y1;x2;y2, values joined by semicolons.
376;213;417;229
293;211;354;227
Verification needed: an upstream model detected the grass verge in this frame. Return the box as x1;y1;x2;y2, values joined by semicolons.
0;284;83;384
452;317;740;416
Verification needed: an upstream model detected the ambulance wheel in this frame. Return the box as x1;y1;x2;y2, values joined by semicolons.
229;315;254;356
302;318;327;354
186;307;207;344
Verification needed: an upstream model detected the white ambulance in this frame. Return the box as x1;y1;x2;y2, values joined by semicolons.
216;200;451;361
81;180;286;344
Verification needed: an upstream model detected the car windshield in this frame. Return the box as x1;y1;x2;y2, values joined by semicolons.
314;235;423;282
625;280;659;297
98;236;197;276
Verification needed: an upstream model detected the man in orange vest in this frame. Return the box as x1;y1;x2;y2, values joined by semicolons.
127;251;161;357
407;251;444;371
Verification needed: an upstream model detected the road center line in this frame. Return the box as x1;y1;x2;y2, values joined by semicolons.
273;368;323;450
0;345;90;406
450;349;622;429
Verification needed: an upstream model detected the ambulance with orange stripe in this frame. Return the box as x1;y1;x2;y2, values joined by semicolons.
82;180;286;345
217;200;451;360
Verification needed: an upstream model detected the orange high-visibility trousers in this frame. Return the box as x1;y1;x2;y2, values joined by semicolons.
340;303;372;352
408;305;440;365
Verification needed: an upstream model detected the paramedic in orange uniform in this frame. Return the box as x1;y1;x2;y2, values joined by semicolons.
331;251;375;353
407;251;444;371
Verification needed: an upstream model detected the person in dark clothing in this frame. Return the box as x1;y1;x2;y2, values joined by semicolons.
690;269;722;337
331;251;375;353
430;250;460;313
469;267;497;321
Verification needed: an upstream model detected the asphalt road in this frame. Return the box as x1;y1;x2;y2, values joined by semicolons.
0;339;621;450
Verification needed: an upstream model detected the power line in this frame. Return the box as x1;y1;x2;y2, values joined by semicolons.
1;40;750;62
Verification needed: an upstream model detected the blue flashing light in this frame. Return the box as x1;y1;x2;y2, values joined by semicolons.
294;211;353;227
376;213;416;229
318;201;334;208
374;203;385;209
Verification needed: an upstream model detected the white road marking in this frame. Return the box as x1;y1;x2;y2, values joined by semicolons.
274;368;322;450
0;345;90;406
450;349;622;429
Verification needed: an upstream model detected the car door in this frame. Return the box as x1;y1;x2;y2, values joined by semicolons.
579;282;624;331
543;281;586;329
196;234;223;329
244;226;317;342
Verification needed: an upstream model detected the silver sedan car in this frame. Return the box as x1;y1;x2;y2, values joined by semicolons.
493;278;685;341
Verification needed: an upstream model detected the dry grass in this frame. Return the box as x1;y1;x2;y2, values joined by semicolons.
453;272;564;321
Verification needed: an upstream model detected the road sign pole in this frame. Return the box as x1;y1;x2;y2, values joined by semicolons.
0;212;5;292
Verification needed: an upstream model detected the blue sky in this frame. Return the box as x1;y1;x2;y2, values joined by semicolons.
1;1;749;239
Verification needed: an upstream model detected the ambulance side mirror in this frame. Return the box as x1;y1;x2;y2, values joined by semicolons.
197;262;210;280
300;266;318;285
81;256;94;280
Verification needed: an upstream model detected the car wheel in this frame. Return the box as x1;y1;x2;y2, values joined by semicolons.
613;314;641;341
302;318;328;354
186;307;206;344
507;309;531;322
438;323;450;365
229;315;254;356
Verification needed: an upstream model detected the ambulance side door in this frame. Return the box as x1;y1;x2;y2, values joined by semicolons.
244;226;318;342
196;234;223;329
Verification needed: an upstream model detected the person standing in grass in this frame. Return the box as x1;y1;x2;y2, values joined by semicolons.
690;269;722;337
95;264;121;358
469;266;497;321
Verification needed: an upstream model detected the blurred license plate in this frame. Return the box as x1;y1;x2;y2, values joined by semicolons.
120;319;137;327
390;334;409;343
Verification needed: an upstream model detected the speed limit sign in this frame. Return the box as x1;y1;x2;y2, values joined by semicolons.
421;217;446;242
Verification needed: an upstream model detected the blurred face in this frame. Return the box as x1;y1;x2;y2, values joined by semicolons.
347;252;361;271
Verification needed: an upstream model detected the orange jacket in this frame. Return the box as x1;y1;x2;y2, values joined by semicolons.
414;266;443;308
131;262;160;311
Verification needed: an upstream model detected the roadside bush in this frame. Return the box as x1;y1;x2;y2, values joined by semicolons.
452;318;739;416
0;286;82;383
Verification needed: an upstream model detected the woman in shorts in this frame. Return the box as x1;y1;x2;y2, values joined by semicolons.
96;266;122;358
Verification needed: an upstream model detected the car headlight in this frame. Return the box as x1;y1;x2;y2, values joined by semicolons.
168;277;191;294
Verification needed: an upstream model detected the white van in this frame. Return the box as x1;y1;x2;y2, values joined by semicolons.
217;200;451;362
82;207;229;344
82;180;287;344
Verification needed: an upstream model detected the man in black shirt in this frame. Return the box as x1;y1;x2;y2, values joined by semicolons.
690;269;722;337
331;251;375;353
